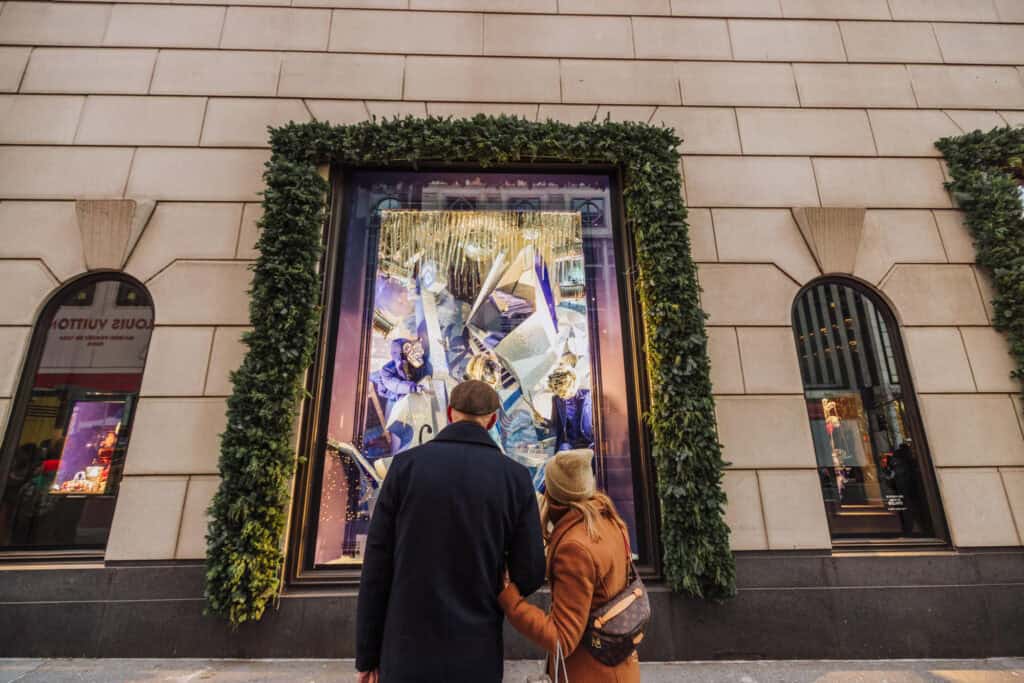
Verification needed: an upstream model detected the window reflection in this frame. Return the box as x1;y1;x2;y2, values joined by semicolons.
314;171;639;566
793;280;938;540
0;278;153;550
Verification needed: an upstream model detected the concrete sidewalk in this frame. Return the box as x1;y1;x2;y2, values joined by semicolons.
2;658;1022;682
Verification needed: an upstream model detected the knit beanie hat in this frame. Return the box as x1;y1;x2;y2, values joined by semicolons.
545;449;596;504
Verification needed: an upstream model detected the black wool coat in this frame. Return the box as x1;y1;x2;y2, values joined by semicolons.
355;420;546;683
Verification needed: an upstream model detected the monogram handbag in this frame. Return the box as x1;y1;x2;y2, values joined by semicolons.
582;542;650;667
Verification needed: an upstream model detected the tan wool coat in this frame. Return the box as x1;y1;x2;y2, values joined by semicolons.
498;503;641;683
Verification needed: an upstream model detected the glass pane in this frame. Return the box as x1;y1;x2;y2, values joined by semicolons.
793;282;935;540
0;279;153;549
314;170;638;566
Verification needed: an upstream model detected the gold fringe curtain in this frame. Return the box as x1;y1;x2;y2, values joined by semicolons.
379;210;582;280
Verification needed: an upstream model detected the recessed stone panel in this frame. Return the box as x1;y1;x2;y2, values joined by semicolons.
736;327;804;395
920;395;1024;467
868;110;961;158
795;64;917;108
686;208;717;262
722;470;767;550
840;21;943;63
105;4;226;48
125;398;228;475
105;475;189;561
201;99;311;148
405;57;559;103
147;261;252;326
960;327;1020;394
933;211;976;264
152;50;282;97
0;260;57;324
738;108;875;156
0;1;111;46
902;327;976;393
937;468;1020;548
76;96;206;146
882;265;988;326
715;396;817;468
140;327;215;397
0;201;85;281
758;469;831;550
22;48;156;95
176;475;221;559
712;209;820;284
698;264;800;326
933;23;1024;65
0;48;31;93
223;7;331;51
910;65;1024;109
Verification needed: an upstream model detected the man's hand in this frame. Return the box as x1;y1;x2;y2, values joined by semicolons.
356;670;379;683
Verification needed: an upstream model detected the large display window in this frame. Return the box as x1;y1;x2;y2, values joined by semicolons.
289;168;657;582
0;275;153;552
792;278;947;543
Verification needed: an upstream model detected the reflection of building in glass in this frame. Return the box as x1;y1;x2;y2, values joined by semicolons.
793;281;934;540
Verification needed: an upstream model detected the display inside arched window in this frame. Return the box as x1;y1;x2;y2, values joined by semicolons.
792;279;946;543
0;276;153;550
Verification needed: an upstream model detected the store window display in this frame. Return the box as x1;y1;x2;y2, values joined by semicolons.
0;276;153;550
791;279;945;542
307;171;644;568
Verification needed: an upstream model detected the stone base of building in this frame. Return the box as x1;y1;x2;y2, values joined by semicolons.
1;550;1021;660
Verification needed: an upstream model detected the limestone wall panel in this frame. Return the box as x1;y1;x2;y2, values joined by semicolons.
698;264;800;326
0;95;83;144
670;0;780;17
920;395;1024;467
561;0;670;13
105;5;226;49
737;108;876;156
140;327;216;397
125;397;228;475
722;470;767;550
902;327;976;393
631;18;731;60
728;20;846;62
932;211;976;264
105;475;189;561
706;327;744;395
76;96;206;146
757;470;831;549
677;62;799;106
881;265;988;326
0;201;85;281
1002;468;1024;544
685;208;717;262
933;23;1024;65
127;149;269;202
0;2;111;46
485;15;632;59
151;50;282;97
715;396;817;468
959;327;1020;394
780;0;890;20
855;210;948;285
205;327;249;397
125;202;242;283
0;147;133;200
909;65;1024;109
867;110;962;157
147;261;252;326
21;48;156;95
839;21;942;63
936;468;1020;547
402;57;555;102
201;98;312;147
813;159;951;209
684;157;819;208
711;209;820;284
652;107;741;155
889;0;1000;22
175;475;221;559
0;47;30;92
223;8;331;51
794;64;917;108
562;60;680;105
736;327;803;395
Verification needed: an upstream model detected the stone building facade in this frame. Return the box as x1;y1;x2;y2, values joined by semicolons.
1;0;1022;659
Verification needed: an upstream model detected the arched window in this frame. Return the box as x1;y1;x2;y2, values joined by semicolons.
792;278;946;544
0;275;153;551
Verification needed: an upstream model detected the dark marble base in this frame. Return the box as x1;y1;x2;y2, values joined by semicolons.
1;549;1022;659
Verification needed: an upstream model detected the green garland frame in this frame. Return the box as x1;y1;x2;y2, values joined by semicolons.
205;116;736;625
936;127;1024;413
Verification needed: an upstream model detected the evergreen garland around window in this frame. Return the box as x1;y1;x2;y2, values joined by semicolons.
936;127;1024;413
205;116;736;625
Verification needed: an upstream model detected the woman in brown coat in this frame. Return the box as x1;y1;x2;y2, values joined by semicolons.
498;449;641;683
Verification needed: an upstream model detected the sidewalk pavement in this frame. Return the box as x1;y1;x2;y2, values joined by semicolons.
3;658;1023;682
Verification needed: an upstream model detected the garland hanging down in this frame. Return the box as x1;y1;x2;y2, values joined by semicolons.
205;115;736;625
936;126;1024;404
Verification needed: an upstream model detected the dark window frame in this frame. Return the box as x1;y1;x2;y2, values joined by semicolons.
792;275;949;549
284;163;663;588
0;271;153;561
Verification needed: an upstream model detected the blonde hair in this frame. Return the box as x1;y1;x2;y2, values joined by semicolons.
540;490;628;544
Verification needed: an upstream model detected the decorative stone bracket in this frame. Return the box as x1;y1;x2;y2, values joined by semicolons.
75;198;155;271
792;206;867;276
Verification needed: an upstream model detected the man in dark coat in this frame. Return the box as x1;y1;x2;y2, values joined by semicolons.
356;380;546;683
